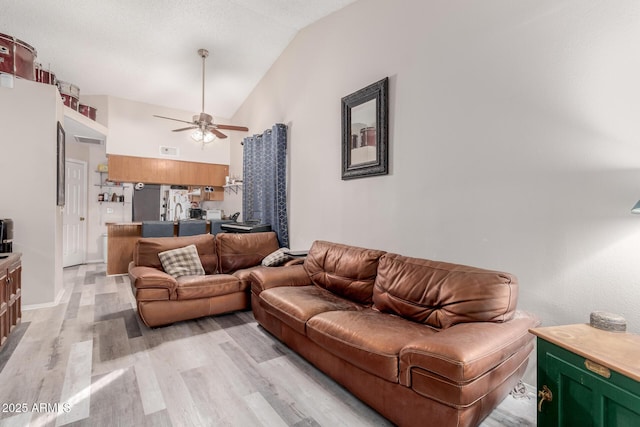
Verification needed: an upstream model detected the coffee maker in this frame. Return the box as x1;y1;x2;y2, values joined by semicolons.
0;218;13;253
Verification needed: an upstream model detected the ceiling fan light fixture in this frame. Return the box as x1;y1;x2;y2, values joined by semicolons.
191;129;215;143
153;48;248;142
191;129;203;141
203;131;215;143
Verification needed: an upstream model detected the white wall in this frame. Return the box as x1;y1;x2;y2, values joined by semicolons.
102;96;232;165
0;79;64;305
77;95;238;261
232;0;640;338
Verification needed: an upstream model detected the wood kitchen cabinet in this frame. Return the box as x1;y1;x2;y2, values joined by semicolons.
107;154;228;187
530;324;640;427
0;253;21;350
187;186;224;202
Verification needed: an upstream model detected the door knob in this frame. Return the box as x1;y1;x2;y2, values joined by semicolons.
80;217;85;221
538;385;553;412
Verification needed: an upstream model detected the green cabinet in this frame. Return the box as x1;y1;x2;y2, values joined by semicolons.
532;324;640;427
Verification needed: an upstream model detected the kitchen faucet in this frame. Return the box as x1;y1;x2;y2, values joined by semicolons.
175;203;183;220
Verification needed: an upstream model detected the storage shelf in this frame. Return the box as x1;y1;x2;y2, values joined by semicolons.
94;184;125;188
96;171;126;203
64;106;107;142
95;171;123;187
223;183;243;194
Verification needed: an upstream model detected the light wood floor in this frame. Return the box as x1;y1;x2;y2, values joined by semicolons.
0;263;536;426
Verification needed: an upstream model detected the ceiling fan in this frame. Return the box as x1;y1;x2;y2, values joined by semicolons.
153;48;248;145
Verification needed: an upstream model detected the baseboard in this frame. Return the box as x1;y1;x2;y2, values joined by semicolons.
22;285;67;311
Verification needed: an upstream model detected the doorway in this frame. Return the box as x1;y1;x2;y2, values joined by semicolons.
63;159;87;267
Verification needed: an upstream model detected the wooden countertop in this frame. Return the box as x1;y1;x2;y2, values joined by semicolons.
0;252;21;269
105;221;222;275
106;223;142;275
530;323;640;382
106;220;224;226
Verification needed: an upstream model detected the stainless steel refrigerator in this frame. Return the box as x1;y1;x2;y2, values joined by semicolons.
132;184;162;222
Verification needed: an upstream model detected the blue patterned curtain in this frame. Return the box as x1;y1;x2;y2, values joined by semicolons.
242;123;289;247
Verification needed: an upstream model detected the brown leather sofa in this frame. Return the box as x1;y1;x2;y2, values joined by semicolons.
250;240;539;427
128;232;279;327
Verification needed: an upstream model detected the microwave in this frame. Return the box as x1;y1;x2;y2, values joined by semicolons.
204;209;222;220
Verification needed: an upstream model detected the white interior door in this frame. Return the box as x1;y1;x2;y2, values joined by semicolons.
63;159;87;267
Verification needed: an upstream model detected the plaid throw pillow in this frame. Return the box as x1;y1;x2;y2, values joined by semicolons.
262;247;293;267
158;244;205;278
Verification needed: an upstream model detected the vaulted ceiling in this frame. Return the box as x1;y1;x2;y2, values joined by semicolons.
0;0;356;118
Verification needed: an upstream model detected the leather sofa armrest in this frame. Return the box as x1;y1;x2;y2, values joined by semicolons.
399;314;540;386
283;257;305;266
250;264;311;296
128;265;178;297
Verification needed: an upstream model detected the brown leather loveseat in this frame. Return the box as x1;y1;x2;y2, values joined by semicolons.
128;232;280;327
250;240;539;427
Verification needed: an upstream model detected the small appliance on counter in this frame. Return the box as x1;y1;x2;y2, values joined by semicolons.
189;208;203;219
0;218;14;253
220;222;271;234
204;209;223;220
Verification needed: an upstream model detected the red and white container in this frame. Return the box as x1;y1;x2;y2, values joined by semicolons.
35;62;56;86
57;80;80;110
0;32;37;81
79;103;97;121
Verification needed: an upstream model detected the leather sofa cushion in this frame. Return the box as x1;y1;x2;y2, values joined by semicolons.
175;274;243;300
373;254;518;329
259;286;363;335
306;309;437;383
409;340;533;407
134;234;217;274
304;240;386;305
216;232;280;273
399;315;539;384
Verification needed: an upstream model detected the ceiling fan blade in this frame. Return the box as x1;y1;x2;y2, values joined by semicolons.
153;114;194;125
155;50;242;144
210;128;228;139
215;124;249;132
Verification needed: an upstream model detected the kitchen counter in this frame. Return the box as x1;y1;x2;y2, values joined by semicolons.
106;223;142;275
106;221;218;275
106;220;218;226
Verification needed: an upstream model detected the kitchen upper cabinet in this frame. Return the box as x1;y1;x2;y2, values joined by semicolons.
187;186;224;202
107;154;229;187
